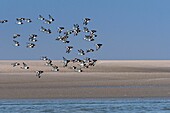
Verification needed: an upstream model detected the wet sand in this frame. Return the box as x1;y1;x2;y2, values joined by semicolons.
0;60;170;99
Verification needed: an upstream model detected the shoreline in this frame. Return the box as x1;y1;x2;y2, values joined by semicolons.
0;60;170;99
1;97;170;100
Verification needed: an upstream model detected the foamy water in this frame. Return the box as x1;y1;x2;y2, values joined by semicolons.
0;98;170;113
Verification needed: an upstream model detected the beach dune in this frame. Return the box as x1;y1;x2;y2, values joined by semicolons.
0;60;170;99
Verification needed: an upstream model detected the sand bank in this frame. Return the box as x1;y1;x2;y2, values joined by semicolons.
0;60;170;99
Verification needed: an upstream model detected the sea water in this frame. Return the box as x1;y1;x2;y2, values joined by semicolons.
0;98;170;113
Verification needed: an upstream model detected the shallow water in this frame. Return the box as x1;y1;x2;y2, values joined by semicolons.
0;98;170;113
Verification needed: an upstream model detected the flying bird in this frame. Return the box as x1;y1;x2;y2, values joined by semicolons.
73;24;81;36
88;59;97;66
13;34;21;39
11;62;20;67
78;49;85;55
38;15;45;20
44;19;52;24
58;27;64;34
0;20;8;23
16;18;31;24
90;30;97;37
56;35;69;43
83;27;89;32
29;37;37;42
84;35;94;41
83;18;90;25
36;70;44;78
51;65;59;72
38;14;54;24
16;20;23;25
66;46;73;53
40;26;51;34
26;43;35;48
41;56;48;61
25;18;32;23
86;49;94;53
49;15;54;22
29;34;38;42
45;59;53;66
62;57;70;67
21;62;29;69
96;44;103;51
13;40;20;46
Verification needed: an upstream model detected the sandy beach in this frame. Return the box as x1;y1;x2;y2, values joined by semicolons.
0;60;170;99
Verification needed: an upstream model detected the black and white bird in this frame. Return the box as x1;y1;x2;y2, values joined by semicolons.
16;19;23;25
16;18;25;21
13;40;20;46
30;34;37;38
58;27;64;34
90;30;97;37
25;18;32;23
66;46;73;53
0;20;8;23
41;56;48;61
56;35;69;43
96;44;103;51
83;27;89;33
78;49;85;55
51;65;59;72
73;24;81;36
40;26;51;34
21;62;29;69
88;59;97;66
13;34;21;39
86;49;94;53
49;15;54;22
29;37;37;42
16;18;31;24
26;43;35;48
36;70;44;78
83;18;91;25
29;34;38;42
44;19;52;24
30;38;37;42
11;62;20;67
45;28;52;34
84;35;94;41
73;24;79;29
90;30;97;34
38;15;45;20
40;26;46;32
62;57;70;67
45;59;53;66
73;29;81;36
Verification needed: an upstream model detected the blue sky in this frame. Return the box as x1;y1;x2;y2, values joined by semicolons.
0;0;170;60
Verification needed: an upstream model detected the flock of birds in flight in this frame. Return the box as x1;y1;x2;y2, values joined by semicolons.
1;15;103;78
